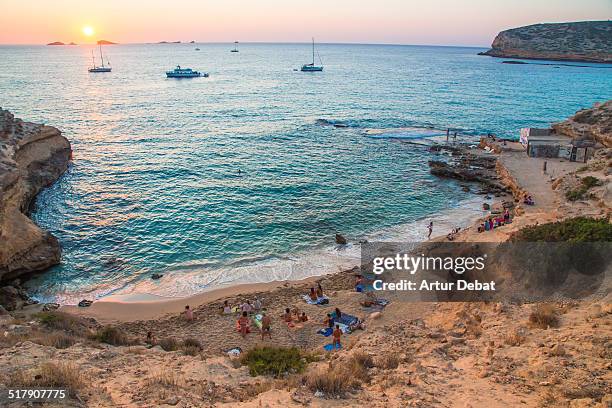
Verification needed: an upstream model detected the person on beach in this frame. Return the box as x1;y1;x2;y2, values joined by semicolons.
453;132;457;141
504;209;510;222
222;300;232;314
446;128;450;142
335;307;342;319
238;311;250;337
309;287;318;301
299;312;308;322
332;324;342;348
184;305;194;321
241;300;253;314
283;308;292;323
427;221;433;239
261;312;272;340
145;331;156;347
324;313;334;328
253;297;262;311
488;218;494;231
316;283;324;298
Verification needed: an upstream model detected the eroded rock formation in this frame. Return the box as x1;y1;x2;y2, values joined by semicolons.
0;109;71;282
552;100;612;148
480;21;612;63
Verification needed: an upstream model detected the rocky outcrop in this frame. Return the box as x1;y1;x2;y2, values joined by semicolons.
552;100;612;148
0;109;71;282
480;21;612;63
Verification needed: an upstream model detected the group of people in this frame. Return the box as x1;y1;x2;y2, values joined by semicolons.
523;194;535;206
307;283;325;302
478;209;512;233
446;227;461;241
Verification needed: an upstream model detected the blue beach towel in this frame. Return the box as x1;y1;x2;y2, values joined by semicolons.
323;343;342;351
331;312;359;327
317;327;333;337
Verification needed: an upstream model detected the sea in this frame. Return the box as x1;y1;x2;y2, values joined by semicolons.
0;43;610;303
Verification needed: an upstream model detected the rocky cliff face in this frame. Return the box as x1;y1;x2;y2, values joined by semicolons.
480;21;612;63
552;100;612;148
0;109;71;282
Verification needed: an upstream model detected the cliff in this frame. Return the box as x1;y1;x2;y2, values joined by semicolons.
0;109;71;282
480;21;612;63
552;100;612;148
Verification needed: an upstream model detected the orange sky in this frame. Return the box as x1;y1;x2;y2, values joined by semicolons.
0;0;610;46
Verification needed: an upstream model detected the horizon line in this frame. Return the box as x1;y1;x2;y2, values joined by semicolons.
0;40;492;48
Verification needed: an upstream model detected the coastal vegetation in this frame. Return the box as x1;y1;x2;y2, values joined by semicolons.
513;217;612;242
565;176;603;201
241;346;308;377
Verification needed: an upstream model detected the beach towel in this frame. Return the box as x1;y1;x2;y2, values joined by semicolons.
331;312;359;327
302;295;329;305
252;314;263;329
323;343;342;351
317;327;333;337
226;347;242;357
318;322;350;336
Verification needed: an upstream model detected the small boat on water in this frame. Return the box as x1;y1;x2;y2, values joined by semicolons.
166;65;208;78
300;38;323;72
231;41;239;53
88;43;111;73
195;47;200;51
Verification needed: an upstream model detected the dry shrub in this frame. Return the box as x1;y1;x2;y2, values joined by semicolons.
352;351;374;369
379;373;402;390
36;311;91;336
7;362;86;398
306;355;371;398
234;380;274;401
504;327;527;346
93;326;135;346
145;371;182;389
159;337;179;352
376;354;400;369
180;337;202;356
529;304;559;329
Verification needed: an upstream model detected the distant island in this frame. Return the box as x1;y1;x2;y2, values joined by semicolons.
158;41;181;44
46;41;77;46
97;40;117;45
479;21;612;63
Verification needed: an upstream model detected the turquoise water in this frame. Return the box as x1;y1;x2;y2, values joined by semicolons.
0;43;610;302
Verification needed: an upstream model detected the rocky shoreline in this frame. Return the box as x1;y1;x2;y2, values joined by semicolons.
0;109;71;308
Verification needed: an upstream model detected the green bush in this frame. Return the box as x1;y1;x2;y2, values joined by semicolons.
565;176;602;201
241;346;306;378
513;217;612;242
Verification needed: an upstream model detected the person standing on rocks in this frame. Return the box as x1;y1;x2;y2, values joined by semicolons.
427;222;433;240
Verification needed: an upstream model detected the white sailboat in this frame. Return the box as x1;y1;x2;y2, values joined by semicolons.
300;38;323;72
88;43;111;73
231;41;239;53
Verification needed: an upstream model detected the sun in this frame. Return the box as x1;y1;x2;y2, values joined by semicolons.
83;26;94;37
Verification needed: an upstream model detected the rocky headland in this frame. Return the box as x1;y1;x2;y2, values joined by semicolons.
0;109;71;294
480;21;612;63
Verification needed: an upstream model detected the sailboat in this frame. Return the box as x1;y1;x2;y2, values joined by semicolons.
88;43;111;73
300;38;323;72
231;41;239;53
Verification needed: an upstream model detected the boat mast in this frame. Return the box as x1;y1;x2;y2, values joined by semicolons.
312;38;315;65
99;44;104;67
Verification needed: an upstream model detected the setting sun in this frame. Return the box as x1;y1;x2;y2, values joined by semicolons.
82;26;94;36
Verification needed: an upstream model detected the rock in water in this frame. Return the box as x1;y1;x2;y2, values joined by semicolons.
335;233;347;245
78;299;93;308
151;273;163;280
